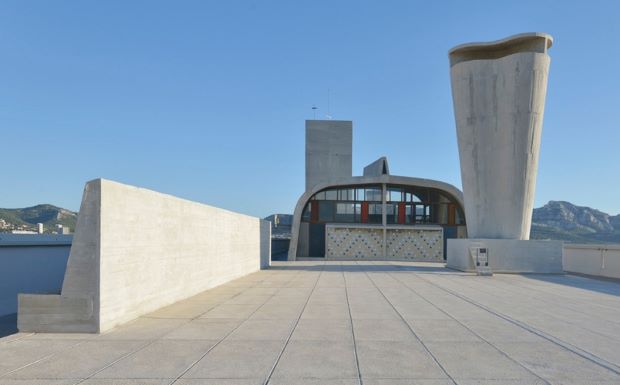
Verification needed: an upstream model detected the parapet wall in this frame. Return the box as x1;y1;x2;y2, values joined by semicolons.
563;244;620;279
18;179;271;333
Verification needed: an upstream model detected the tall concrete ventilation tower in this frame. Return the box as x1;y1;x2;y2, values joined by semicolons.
447;33;563;273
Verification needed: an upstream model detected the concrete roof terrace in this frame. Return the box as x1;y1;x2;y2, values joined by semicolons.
1;261;619;385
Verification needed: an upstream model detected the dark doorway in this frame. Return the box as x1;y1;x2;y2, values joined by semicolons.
309;223;326;257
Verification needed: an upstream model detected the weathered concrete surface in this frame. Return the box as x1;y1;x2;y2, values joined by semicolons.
2;261;620;384
305;120;353;192
363;156;390;177
447;238;563;273
18;179;271;333
450;33;553;240
564;243;620;279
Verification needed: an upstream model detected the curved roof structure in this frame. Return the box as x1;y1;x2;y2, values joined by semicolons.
287;175;464;260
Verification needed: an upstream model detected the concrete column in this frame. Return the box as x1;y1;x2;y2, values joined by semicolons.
382;183;387;257
449;33;553;240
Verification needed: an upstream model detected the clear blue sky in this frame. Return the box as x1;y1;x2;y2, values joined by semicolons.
1;1;618;216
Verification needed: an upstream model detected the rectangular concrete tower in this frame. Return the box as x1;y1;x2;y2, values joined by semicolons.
305;120;352;191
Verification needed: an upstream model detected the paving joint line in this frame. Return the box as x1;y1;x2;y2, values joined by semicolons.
386;268;552;385
168;269;306;385
341;262;363;385
262;261;326;385
412;269;620;377
361;262;457;385
69;272;281;385
445;272;620;340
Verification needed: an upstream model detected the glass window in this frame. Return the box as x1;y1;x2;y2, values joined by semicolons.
365;188;382;202
356;188;365;201
368;203;382;223
314;191;326;200
339;188;354;201
405;204;413;224
325;189;337;200
319;201;335;221
386;203;399;224
302;202;311;221
335;203;355;223
388;188;403;202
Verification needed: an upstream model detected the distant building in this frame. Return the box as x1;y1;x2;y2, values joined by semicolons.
37;223;44;234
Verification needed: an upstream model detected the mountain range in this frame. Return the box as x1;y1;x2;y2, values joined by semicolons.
1;201;619;244
530;201;620;243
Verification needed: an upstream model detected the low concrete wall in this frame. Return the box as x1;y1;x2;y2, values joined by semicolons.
18;179;271;333
447;238;563;273
271;239;290;256
0;235;72;317
563;244;620;279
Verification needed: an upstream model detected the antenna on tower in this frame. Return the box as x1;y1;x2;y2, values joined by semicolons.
326;89;332;120
311;105;318;120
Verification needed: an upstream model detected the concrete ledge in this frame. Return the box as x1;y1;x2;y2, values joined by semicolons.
18;294;96;333
447;238;563;273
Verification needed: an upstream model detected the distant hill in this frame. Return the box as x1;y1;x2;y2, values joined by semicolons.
2;201;618;243
0;205;77;233
531;201;620;244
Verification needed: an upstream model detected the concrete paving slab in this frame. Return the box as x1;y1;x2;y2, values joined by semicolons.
494;341;620;381
182;340;284;379
81;380;172;385
291;318;353;341
407;319;481;342
2;261;620;384
424;341;539;381
356;340;448;379
301;303;351;319
0;339;80;376
352;319;415;341
270;340;358;380
162;318;242;340
98;318;186;340
227;319;295;340
5;340;144;379
93;339;218;379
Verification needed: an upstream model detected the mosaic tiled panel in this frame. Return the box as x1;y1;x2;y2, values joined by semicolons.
386;228;443;261
326;227;383;259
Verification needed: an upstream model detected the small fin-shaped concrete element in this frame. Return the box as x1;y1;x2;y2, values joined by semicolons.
363;157;390;177
469;243;493;276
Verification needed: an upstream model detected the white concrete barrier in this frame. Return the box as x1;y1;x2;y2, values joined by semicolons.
447;238;563;273
563;244;620;279
18;179;271;333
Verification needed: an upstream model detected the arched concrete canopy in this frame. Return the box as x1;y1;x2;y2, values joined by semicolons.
287;175;464;260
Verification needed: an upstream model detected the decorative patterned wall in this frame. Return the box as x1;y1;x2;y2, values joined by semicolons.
386;228;443;261
325;225;443;261
326;227;383;259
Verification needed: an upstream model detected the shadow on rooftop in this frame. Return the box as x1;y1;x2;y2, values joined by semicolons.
0;313;17;338
268;262;458;274
520;273;620;297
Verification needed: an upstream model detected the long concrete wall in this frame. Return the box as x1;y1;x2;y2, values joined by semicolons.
564;244;620;279
18;179;271;333
0;235;71;317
